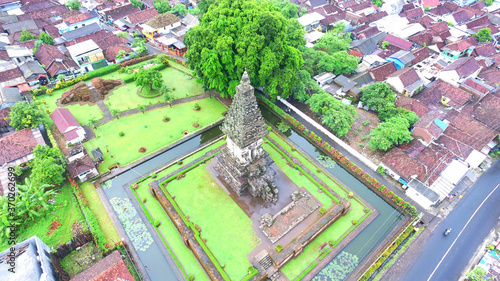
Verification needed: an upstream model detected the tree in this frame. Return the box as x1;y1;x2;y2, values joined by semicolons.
66;0;81;10
6;101;46;130
313;30;351;54
138;105;147;113
484;0;494;6
475;28;492;42
184;0;305;100
116;50;127;60
87;117;99;129
136;42;148;56
135;69;163;91
188;8;200;15
302;48;359;76
197;0;216;16
306;92;357;137
39;32;54;45
116;32;128;38
379;107;419;127
33;40;43;53
111;109;121;119
368;117;413;151
57;74;66;81
466;267;487;281
372;0;383;7
130;0;144;9
33;144;66;169
19;30;36;42
30;157;65;187
132;37;146;48
381;41;389;50
161;86;173;106
154;0;171;13
268;0;305;19
171;3;187;16
360;82;396;113
293;69;323;102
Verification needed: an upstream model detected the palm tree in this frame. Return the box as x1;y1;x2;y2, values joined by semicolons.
138;105;147;114
111;109;121;119
87;117;98;129
161;86;173;107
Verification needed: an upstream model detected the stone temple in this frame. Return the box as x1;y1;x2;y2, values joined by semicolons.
215;71;279;202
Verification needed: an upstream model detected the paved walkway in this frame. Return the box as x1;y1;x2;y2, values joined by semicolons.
274;98;432;222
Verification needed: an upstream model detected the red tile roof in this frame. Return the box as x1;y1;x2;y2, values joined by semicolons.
348;49;363;57
466;15;490;29
452;10;469;24
72;251;133;281
103;44;133;61
422;0;440;8
369;62;397;82
442;57;481;78
0;107;11;128
395;95;430;117
411;46;430;64
35;44;78;77
0;67;23;83
408;31;433;47
449;113;497;150
410;15;435;28
463;78;490;95
67;154;96;178
405;7;424;19
412;109;446;143
384;34;413;51
473;93;500;131
381;148;429;182
126;8;159;25
472;43;497;57
431;79;473;109
387;67;421;87
64;11;97;25
0;128;38;165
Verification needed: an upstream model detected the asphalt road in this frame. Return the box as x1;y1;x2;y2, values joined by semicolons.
401;159;500;281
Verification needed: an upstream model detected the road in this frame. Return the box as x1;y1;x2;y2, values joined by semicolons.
400;159;500;281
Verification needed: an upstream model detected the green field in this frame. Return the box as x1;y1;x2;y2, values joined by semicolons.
84;98;226;172
0;185;87;252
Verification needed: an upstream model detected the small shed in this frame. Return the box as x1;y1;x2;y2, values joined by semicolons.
313;72;335;86
91;147;104;162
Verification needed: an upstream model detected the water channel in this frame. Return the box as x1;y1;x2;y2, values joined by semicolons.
101;106;402;281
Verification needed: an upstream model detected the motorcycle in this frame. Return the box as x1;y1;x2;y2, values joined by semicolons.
444;228;452;236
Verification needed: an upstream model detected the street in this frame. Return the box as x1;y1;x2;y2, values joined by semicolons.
400;159;500;281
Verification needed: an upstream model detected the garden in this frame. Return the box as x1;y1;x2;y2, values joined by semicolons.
127;127;369;281
83;97;226;172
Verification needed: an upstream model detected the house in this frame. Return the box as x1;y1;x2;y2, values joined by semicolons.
386;67;425;96
0;0;21;12
459;77;495;102
383;34;413;51
123;8;159;26
72;251;133;281
2;19;37;35
103;44;133;64
472;93;500;132
454;0;478;8
0;61;26;89
141;13;181;40
313;72;335;87
440;37;477;61
395;95;430;117
66;39;107;73
0;86;22;108
0;128;45;195
50;108;86;145
436;57;482;86
91;147;104;162
307;0;328;9
369;62;398;82
18;61;48;87
156;36;187;56
61;23;103;42
57;10;101;34
471;43;497;57
386;50;416;69
415;79;473;110
67;154;98;182
5;45;33;66
297;12;325;31
34;44;79;78
350;32;387;56
332;75;361;99
422;0;440;8
100;3;140;23
0;107;11;134
0;236;58;281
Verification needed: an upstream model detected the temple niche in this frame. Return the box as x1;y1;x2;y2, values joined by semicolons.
215;71;279;202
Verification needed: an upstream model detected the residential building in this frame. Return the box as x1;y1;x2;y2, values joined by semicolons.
0;236;57;281
386;50;416;70
0;0;21;12
123;8;159;27
454;0;477;7
61;23;103;42
34;44;78;78
72;250;133;281
0;61;27;89
436;57;482;86
386;67;425;96
5;45;33;66
0;86;22;109
440;37;477;62
369;62;398;82
50;108;86;146
141;13;181;40
66;40;107;73
57;10;101;34
313;72;335;87
67;153;98;182
297;12;325;31
18;61;48;87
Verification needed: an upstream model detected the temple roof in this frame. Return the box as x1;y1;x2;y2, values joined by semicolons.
221;71;267;148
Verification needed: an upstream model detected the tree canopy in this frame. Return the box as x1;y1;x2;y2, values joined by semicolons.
154;0;171;13
302;48;359;76
135;68;163;91
19;30;36;42
30;157;65;187
368;117;413;151
475;28;491;42
307;92;357;137
6;101;46;130
313;30;351;54
66;0;81;10
379;107;419;127
360;82;396;113
267;0;305;19
39;32;54;45
171;3;187;16
184;0;305;100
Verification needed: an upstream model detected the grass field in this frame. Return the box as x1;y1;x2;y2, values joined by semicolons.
84;98;226;172
165;161;260;280
133;140;226;281
0;184;87;252
80;182;120;247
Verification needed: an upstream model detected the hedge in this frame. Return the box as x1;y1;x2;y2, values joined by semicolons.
319;248;332;261
296;261;318;281
84;64;121;80
119;54;157;67
256;93;419;218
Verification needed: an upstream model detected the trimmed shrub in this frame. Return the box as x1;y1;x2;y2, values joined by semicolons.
193;103;200;110
319;207;326;214
85;64;120;80
119;131;124;137
151;173;157;178
276;244;283;252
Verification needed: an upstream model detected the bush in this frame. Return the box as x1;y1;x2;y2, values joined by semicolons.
85;64;120;80
352;219;358;225
119;54;157;67
376;165;386;175
154;220;160;227
119;131;124;137
151;173;157;178
32;86;48;96
193;103;200;110
275;244;283;252
123;75;135;83
319;207;326;214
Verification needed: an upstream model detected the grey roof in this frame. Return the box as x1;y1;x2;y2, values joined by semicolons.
350;32;387;55
487;13;500;26
19;61;46;78
351;71;374;87
405;79;425;92
0;14;18;24
91;147;103;159
334;75;357;91
2;19;37;34
61;23;102;42
0;87;22;104
390;50;416;65
310;0;328;8
173;41;186;49
0;236;56;281
408;179;440;203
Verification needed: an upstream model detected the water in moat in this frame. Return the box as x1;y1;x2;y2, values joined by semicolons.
102;106;402;281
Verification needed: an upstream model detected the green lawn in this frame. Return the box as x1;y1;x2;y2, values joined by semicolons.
133;140;226;281
169;61;193;75
165;161;260;280
84;98;226;172
80;182;120;247
0;184;87;252
40;88;104;125
104;67;204;112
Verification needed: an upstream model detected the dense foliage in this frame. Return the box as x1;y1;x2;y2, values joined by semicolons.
267;0;305;19
379;107;419;127
474;28;491;42
135;68;164;91
6;101;46;130
153;0;171;13
368;117;413;151
184;0;305;100
307;92;357;137
171;3;187;16
66;0;81;10
30;145;66;187
360;82;396;113
19;30;36;42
